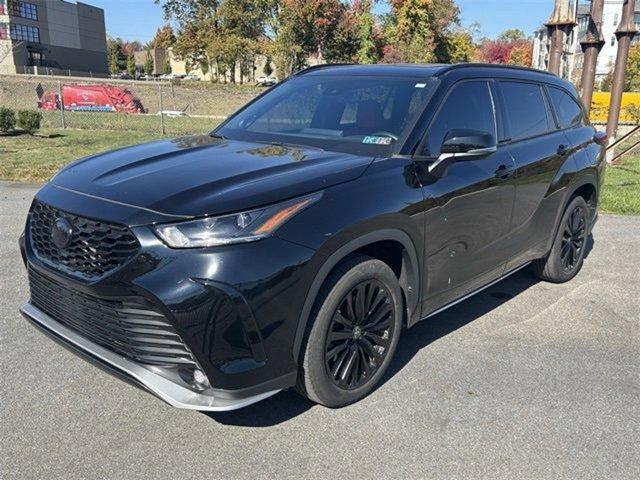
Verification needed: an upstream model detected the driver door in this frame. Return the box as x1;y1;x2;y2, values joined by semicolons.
418;80;517;314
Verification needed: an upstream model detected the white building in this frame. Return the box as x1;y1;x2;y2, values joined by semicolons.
532;1;640;84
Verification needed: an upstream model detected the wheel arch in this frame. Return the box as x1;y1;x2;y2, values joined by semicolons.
292;229;421;361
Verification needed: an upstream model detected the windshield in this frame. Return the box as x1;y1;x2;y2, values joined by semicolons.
216;75;438;156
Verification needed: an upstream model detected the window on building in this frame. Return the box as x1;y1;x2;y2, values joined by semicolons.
0;1;6;15
499;82;555;141
10;23;39;42
547;87;584;129
611;36;616;46
0;22;7;39
614;13;619;26
8;1;37;20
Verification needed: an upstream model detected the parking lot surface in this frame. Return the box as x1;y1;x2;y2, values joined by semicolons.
1;181;639;479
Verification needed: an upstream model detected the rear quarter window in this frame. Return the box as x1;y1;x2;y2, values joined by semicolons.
547;86;585;129
499;81;555;141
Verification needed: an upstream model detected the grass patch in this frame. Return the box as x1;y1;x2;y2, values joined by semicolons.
600;153;640;215
0;129;162;182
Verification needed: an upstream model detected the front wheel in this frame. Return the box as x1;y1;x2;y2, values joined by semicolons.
297;255;403;407
532;196;590;283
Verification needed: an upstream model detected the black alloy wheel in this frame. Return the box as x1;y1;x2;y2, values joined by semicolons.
560;206;587;272
532;195;590;283
324;280;394;390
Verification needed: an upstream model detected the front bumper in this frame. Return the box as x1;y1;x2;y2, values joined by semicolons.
21;302;281;411
20;185;321;410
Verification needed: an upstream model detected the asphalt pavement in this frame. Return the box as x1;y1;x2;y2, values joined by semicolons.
1;181;638;480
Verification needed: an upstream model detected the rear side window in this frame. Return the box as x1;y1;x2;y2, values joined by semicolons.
547;86;584;128
424;81;495;157
499;82;554;141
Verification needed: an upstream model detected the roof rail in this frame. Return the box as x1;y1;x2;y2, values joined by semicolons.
435;62;556;77
292;63;357;76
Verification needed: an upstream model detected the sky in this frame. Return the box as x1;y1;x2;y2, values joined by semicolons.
90;0;556;44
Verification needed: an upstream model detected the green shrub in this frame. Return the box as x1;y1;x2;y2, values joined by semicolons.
0;107;16;133
16;109;43;135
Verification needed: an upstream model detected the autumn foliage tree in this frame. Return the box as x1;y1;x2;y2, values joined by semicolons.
475;28;532;67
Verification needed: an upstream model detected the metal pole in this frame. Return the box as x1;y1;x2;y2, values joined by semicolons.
606;0;637;141
580;0;605;118
158;84;165;136
546;0;576;76
57;80;66;130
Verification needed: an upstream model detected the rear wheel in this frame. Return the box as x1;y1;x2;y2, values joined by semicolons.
532;196;590;283
297;254;403;407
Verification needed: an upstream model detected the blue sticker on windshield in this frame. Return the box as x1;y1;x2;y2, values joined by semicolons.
363;136;393;145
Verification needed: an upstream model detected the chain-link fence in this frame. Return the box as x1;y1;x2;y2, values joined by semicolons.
0;74;261;137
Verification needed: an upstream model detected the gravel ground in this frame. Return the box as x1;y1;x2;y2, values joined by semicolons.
1;181;638;480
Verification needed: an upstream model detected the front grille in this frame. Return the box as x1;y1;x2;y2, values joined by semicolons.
29;268;199;369
29;201;139;279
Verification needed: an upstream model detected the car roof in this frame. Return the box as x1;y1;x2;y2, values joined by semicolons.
296;63;572;90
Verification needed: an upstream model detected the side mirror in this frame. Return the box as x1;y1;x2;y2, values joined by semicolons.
429;129;496;178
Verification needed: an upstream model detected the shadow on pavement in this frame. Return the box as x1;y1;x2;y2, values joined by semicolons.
205;235;595;427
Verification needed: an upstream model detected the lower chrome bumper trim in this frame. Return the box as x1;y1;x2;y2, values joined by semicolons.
20;302;280;411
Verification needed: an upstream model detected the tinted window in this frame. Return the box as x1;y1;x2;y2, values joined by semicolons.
500;82;554;140
548;86;584;129
424;81;495;157
219;76;437;155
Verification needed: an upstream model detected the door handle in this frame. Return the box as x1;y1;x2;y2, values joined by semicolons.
494;164;514;180
557;144;569;156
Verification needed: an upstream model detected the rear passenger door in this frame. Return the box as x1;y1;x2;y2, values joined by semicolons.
495;81;573;269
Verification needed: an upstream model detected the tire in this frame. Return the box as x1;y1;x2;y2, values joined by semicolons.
532;196;590;283
297;254;403;408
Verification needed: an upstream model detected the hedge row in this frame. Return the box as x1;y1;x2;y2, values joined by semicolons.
0;107;43;134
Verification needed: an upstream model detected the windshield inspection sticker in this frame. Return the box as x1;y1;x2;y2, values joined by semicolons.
363;136;393;145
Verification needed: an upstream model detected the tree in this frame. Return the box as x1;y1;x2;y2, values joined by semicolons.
443;28;475;63
497;28;526;43
387;0;460;63
324;3;360;63
107;37;124;74
356;0;378;64
144;49;154;75
626;44;640;92
152;24;177;49
126;52;137;77
157;1;220;80
271;0;344;77
476;29;533;67
507;41;532;67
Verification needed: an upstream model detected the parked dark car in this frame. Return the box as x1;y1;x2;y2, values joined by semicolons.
19;64;606;410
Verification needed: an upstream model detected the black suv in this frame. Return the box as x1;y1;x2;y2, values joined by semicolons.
19;64;606;410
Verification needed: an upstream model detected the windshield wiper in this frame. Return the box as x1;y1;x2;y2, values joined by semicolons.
208;132;228;140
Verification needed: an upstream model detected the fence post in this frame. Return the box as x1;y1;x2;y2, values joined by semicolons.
158;85;166;136
57;80;66;130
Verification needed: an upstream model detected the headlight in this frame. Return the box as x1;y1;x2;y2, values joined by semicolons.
154;192;322;248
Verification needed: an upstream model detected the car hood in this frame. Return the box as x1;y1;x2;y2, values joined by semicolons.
50;135;374;218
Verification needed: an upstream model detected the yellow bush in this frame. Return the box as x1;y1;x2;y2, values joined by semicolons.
591;91;640;123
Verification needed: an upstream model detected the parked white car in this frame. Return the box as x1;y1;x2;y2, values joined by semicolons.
257;75;278;86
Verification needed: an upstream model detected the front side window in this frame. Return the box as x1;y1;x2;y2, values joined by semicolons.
8;1;37;20
499;81;554;141
10;23;39;42
218;75;437;156
547;86;584;129
423;81;496;157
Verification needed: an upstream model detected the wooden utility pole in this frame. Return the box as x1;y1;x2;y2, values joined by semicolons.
606;0;638;140
580;0;605;117
546;0;577;76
